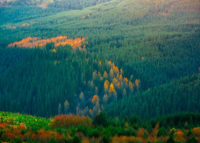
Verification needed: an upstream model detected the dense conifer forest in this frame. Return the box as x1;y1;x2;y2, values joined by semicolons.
0;0;200;142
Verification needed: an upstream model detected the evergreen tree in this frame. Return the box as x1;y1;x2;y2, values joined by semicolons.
93;112;108;127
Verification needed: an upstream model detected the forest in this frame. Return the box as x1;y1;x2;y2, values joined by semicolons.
0;0;200;142
0;112;200;143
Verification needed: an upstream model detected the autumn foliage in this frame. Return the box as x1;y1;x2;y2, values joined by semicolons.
50;114;92;128
79;61;141;117
8;36;85;49
92;95;99;104
1;112;200;143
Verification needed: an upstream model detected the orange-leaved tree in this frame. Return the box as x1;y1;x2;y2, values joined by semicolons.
50;114;92;128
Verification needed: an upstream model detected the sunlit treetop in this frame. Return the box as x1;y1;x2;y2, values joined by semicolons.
8;36;86;49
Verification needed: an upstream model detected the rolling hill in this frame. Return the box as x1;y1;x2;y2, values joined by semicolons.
0;0;200;142
0;0;199;119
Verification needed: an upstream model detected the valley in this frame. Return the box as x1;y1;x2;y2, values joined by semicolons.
0;0;200;142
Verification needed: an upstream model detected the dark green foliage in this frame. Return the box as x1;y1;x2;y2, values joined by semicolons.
117;127;136;136
0;128;5;138
102;130;111;143
88;128;100;138
46;42;55;50
187;137;198;143
117;127;127;136
69;126;77;137
0;47;93;117
0;48;30;75
126;128;136;136
104;126;118;136
151;113;200;129
77;125;88;135
56;128;62;134
166;136;175;143
102;135;110;143
15;138;23;143
0;0;200;122
93;112;108;127
169;129;175;137
145;122;153;131
166;130;176;143
20;129;26;135
187;130;194;137
48;137;58;143
127;114;141;129
143;132;148;139
72;136;81;143
106;74;200;119
157;127;166;137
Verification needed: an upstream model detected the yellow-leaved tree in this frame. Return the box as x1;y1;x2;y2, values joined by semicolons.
92;95;99;104
104;80;109;93
112;78;118;86
109;83;117;98
103;71;108;78
109;68;114;79
135;79;141;90
129;81;134;93
119;74;123;81
109;83;115;93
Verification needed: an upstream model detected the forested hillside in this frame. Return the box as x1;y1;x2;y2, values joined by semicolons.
106;73;200;119
48;0;111;10
0;0;200;120
0;45;142;118
0;0;111;9
1;111;200;143
0;0;200;142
